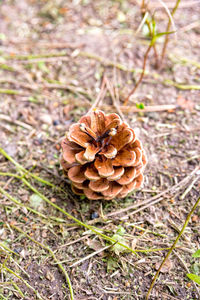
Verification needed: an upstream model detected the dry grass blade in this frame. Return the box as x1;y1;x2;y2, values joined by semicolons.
157;0;177;40
1;265;44;300
0;243;19;257
135;11;149;35
70;245;111;268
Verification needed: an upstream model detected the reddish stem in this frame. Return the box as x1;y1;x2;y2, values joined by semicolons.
123;44;152;105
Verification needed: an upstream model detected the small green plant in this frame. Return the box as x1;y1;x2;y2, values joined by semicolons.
187;249;200;285
124;0;181;105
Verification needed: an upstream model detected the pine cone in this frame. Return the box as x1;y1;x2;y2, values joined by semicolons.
61;110;147;200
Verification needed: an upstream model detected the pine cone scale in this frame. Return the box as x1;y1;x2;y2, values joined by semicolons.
84;165;100;180
68;124;92;147
112;149;136;167
110;128;134;151
117;167;136;185
100;144;117;159
91;110;106;134
107;167;124;181
68;165;86;183
84;187;102;200
83;144;100;161
102;182;123;198
94;157;114;177
75;151;88;165
89;178;109;192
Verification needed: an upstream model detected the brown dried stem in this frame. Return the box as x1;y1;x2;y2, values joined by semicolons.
123;44;152;105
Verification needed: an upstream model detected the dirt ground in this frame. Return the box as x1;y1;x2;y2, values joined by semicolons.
0;1;200;299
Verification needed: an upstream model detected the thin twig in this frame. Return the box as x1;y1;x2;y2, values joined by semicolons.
0;243;19;257
0;64;18;72
41;82;93;101
72;102;177;113
149;0;198;9
3;52;67;60
163;80;200;90
11;280;25;298
0;114;33;130
70;245;111;268
174;251;200;298
104;77;125;121
0;78;37;90
160;0;181;66
117;104;177;113
56;236;89;250
88;75;107;114
180;176;200;200
146;196;200;300
161;292;180;300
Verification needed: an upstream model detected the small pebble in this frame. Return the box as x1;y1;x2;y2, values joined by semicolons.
91;212;99;219
14;247;22;254
39;113;52;125
53;120;60;126
33;138;43;145
55;143;61;150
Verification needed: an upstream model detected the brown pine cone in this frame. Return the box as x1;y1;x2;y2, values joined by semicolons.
61;110;147;200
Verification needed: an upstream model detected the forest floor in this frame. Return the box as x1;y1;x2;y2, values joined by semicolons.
0;1;200;299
